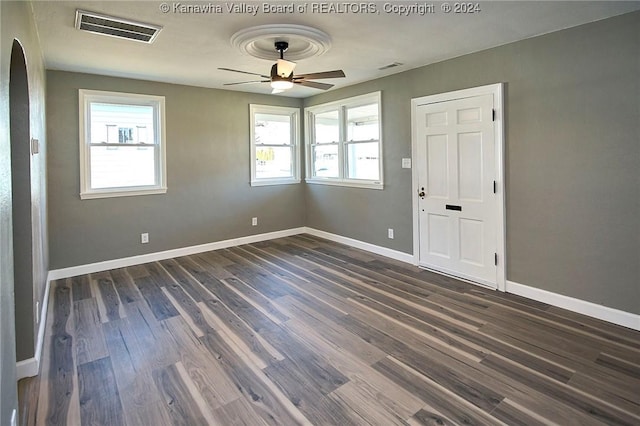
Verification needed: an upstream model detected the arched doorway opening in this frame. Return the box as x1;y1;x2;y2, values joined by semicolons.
10;39;35;362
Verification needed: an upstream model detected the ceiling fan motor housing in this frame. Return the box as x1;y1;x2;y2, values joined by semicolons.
273;41;296;78
271;63;293;82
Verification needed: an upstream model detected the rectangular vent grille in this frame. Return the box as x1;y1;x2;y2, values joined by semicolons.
75;10;162;43
378;62;404;71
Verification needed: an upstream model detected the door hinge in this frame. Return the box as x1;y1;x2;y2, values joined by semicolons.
492;109;496;121
493;180;497;194
494;253;498;266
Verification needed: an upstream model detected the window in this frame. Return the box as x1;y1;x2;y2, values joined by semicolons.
79;89;166;199
250;104;300;186
305;92;382;189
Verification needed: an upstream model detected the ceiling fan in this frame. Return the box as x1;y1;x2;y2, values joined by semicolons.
219;41;345;93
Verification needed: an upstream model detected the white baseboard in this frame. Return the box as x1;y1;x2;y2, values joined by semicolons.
304;228;414;264
506;280;640;331
16;358;38;380
48;227;307;280
16;272;52;380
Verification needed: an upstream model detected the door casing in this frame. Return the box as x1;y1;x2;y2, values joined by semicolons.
411;83;506;291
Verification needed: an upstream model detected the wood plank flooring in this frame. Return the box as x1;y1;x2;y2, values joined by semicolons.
20;235;640;425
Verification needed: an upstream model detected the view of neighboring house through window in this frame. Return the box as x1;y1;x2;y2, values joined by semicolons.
306;92;382;189
346;102;380;180
312;109;340;178
250;104;300;186
79;89;166;199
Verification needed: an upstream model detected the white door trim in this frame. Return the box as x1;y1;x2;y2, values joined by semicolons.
411;83;506;292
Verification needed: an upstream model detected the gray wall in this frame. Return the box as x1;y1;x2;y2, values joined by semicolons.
0;0;49;422
47;72;305;269
304;11;640;314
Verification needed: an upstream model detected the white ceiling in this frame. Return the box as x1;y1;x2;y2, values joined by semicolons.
31;1;640;98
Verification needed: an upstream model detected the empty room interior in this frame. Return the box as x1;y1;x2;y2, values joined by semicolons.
1;1;639;425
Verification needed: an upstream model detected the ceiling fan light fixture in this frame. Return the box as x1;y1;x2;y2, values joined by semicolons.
271;79;294;90
276;58;296;78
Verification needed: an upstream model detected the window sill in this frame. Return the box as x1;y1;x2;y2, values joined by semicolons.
250;178;301;187
305;178;383;190
80;187;167;200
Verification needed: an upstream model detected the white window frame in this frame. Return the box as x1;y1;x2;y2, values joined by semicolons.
250;104;300;186
305;92;383;189
79;89;167;199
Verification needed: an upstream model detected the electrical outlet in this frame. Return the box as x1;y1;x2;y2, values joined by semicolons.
401;158;411;168
252;217;258;226
141;233;149;244
388;228;394;239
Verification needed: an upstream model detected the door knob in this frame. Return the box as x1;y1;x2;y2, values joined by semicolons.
418;191;425;198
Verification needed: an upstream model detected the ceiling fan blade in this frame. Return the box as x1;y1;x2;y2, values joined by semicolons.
296;80;334;90
276;59;296;78
294;70;345;80
218;67;270;79
223;80;270;86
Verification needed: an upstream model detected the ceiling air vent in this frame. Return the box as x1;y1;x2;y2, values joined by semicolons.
378;62;404;71
75;10;162;43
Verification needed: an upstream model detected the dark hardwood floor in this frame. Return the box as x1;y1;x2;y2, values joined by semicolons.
20;235;640;425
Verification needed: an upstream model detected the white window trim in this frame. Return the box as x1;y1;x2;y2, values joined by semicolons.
305;91;383;190
250;104;301;186
79;89;167;200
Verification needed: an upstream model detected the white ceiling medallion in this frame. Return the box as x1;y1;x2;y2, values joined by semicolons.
230;24;331;61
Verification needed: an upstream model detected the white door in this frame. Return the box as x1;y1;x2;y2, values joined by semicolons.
415;94;497;288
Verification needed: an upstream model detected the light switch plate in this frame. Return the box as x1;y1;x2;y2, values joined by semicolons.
31;138;39;155
401;158;411;168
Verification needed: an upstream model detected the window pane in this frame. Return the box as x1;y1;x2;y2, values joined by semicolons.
313;145;339;177
314;110;339;144
90;103;154;144
347;142;380;180
90;146;156;189
347;103;379;142
255;113;291;145
255;146;293;179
